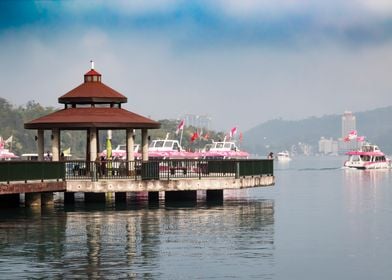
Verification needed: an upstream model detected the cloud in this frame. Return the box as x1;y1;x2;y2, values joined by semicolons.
1;1;392;130
359;0;392;15
2;1;392;50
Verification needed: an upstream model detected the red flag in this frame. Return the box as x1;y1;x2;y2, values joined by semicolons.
190;131;199;142
176;119;185;134
348;130;357;140
230;127;237;138
357;136;365;142
239;132;243;142
204;132;209;140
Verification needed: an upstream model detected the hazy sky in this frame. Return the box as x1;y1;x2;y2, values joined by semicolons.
1;0;392;131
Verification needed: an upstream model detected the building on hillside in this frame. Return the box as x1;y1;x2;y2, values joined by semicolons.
295;142;313;156
181;114;212;130
318;137;338;155
339;111;358;153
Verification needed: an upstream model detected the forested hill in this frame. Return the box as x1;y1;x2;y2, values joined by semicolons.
2;97;392;156
0;98;56;155
0;98;225;157
242;106;392;155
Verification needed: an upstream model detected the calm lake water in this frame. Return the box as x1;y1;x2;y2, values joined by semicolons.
1;156;392;279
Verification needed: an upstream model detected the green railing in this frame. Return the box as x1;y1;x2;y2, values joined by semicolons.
64;159;273;181
0;161;65;183
0;159;273;183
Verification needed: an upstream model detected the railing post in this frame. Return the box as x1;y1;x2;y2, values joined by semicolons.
235;161;240;179
7;162;10;184
198;160;201;180
167;161;170;181
91;161;98;182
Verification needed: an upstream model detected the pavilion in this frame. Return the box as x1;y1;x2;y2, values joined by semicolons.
24;62;160;162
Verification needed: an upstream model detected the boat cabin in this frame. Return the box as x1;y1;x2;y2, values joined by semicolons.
208;141;239;152
361;144;381;153
149;139;183;152
114;144;140;153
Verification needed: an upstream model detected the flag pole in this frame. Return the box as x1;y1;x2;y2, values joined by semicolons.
179;128;184;147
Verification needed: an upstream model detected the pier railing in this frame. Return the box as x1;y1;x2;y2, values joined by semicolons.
0;161;65;183
1;159;273;183
65;159;273;181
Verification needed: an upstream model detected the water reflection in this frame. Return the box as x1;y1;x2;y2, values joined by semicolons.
343;169;392;213
343;168;392;188
0;198;275;279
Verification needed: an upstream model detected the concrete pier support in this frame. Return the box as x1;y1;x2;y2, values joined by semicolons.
25;193;42;207
41;192;54;206
165;190;197;201
206;190;224;201
115;192;127;203
64;192;75;204
85;192;106;203
0;194;20;208
148;191;159;203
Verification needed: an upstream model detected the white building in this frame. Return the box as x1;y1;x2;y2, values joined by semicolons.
319;137;339;155
181;114;212;130
340;111;359;152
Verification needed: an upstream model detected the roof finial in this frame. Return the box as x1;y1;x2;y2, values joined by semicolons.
90;59;94;70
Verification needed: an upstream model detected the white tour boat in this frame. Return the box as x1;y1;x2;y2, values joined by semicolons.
276;151;291;161
344;143;391;169
199;140;249;159
148;139;197;160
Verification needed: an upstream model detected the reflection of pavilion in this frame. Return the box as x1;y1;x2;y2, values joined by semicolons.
65;200;274;278
0;200;275;278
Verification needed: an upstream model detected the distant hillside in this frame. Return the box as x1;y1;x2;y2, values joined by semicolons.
0;98;226;157
242;106;392;155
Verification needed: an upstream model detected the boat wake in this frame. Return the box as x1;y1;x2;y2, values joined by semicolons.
297;167;342;171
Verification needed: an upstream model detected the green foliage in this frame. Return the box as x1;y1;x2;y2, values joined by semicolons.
0;99;226;157
0;98;56;155
2;97;392;157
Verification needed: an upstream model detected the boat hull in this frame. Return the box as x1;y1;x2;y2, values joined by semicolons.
344;161;390;169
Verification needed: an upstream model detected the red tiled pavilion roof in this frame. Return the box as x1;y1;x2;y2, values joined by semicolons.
58;82;127;104
84;69;101;76
25;67;160;130
24;108;160;129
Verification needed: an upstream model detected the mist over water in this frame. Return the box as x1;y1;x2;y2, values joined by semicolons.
1;156;391;279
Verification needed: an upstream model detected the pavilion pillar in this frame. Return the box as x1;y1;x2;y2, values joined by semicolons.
89;128;98;162
141;128;149;161
126;128;135;161
37;129;44;161
126;128;135;175
51;128;60;161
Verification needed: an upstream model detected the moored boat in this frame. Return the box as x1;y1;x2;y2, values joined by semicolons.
276;151;291;161
199;140;249;159
0;137;18;160
100;144;141;160
148;139;197;160
344;143;391;169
